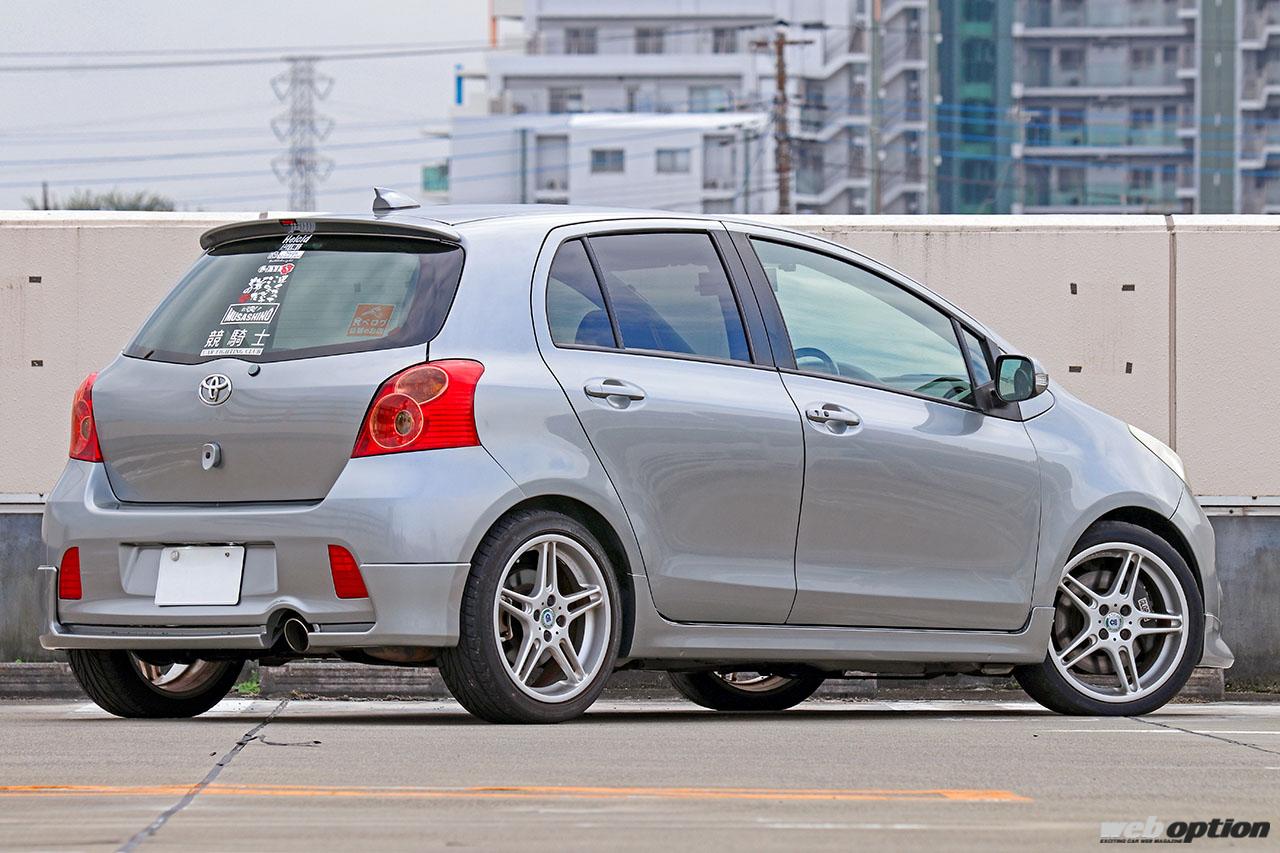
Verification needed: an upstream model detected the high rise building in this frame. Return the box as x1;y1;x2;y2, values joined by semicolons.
441;0;1280;214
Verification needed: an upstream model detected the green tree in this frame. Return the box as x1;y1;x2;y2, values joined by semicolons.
26;188;175;211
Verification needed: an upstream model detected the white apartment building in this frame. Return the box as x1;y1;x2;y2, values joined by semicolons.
444;0;908;214
443;112;771;213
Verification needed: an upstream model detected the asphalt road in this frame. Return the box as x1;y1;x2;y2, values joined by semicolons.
0;697;1277;852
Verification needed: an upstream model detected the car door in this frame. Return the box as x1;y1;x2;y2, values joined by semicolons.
534;222;804;624
732;230;1042;630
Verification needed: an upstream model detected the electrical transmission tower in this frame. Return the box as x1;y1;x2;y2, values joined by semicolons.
271;57;334;211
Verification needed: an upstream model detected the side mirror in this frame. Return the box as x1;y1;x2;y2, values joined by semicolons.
994;354;1049;403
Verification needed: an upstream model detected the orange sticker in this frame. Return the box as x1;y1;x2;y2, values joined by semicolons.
347;303;395;337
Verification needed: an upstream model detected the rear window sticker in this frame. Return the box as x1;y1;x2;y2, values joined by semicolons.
200;346;264;357
347;303;395;337
257;262;295;275
221;302;279;325
266;249;305;261
241;275;286;303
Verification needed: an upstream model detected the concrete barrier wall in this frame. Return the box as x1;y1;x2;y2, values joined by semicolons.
1;213;1277;675
3;212;1274;497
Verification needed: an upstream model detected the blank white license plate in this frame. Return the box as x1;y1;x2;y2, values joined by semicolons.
154;546;245;606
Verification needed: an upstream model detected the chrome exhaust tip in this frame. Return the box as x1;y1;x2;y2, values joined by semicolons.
281;617;310;654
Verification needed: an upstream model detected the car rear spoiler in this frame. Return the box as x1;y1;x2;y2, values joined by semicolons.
199;216;462;250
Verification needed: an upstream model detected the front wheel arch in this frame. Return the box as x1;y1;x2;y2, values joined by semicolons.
1092;505;1202;600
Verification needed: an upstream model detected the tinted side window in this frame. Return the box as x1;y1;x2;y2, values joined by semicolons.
588;232;750;362
547;239;616;348
751;239;973;404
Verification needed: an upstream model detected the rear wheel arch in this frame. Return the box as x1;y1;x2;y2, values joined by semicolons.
474;494;637;656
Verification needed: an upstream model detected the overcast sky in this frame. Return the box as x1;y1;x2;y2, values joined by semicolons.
0;0;502;212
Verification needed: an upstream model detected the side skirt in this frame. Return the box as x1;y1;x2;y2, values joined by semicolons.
622;603;1055;668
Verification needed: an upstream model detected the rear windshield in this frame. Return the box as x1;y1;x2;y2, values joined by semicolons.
124;234;465;364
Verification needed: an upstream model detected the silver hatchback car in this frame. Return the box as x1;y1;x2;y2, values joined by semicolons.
41;194;1232;723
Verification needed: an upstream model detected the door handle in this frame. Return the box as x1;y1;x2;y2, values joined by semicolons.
805;405;861;428
584;378;646;402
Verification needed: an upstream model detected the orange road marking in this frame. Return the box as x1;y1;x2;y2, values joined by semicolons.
0;783;1030;803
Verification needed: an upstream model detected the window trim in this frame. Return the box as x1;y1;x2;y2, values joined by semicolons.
542;227;766;368
730;231;986;412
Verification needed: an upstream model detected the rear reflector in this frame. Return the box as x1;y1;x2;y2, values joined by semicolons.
352;360;484;457
58;548;82;600
69;373;103;462
328;545;368;599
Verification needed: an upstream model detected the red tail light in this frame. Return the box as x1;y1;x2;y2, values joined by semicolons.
69;373;103;462
328;545;368;599
58;548;82;600
352;360;484;457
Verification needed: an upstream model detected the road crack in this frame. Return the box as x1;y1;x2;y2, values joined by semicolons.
1130;716;1280;758
117;699;288;852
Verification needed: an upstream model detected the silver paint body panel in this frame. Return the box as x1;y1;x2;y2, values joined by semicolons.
40;205;1230;671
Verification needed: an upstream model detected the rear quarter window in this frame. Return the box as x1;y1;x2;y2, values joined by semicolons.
125;234;464;364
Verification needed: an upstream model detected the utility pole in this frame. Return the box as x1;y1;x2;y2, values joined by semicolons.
752;23;812;214
271;56;334;211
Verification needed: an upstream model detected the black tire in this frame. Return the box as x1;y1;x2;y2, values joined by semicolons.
67;650;243;718
437;509;623;724
1015;521;1204;716
667;671;825;712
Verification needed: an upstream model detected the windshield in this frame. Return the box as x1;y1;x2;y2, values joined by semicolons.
125;233;464;364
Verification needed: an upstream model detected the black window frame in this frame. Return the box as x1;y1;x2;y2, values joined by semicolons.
727;229;1013;415
542;228;772;370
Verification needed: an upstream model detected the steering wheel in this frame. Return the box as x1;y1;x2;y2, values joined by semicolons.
939;378;971;401
794;347;837;375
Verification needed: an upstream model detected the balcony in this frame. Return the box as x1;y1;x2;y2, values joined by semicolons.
881;34;926;75
822;25;868;63
1242;5;1280;46
1019;62;1184;94
1241;71;1280;106
1022;182;1179;209
1017;0;1184;32
1239;123;1280;167
1025;124;1183;151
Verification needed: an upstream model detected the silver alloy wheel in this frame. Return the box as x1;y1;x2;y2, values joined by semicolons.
129;655;226;695
713;672;789;693
1049;543;1190;703
493;533;611;703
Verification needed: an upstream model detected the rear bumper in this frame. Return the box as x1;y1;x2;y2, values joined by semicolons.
40;448;522;652
38;560;469;651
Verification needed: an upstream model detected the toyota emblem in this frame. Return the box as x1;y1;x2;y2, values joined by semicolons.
198;373;233;406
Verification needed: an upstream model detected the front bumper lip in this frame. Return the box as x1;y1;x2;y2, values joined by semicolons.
1200;613;1234;669
37;560;470;652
